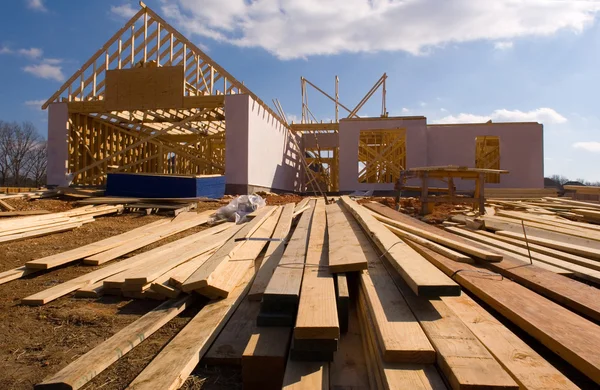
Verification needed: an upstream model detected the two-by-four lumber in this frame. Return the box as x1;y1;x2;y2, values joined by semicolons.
358;231;436;364
25;219;170;270
262;200;316;309
127;267;255;390
248;203;295;301
495;209;600;233
442;293;579;390
0;210;51;217
364;202;502;262
0;266;37;286
410;242;600;385
181;206;277;292
374;206;600;323
470;229;600;272
242;326;293;390
383;223;473;264
389;265;518;389
0;199;15;211
356;283;447;390
340;196;460;297
329;302;370;390
204;297;261;365
21;224;230;305
35;295;194;390
494;230;600;260
74;280;106;298
0;220;86;244
281;355;329;390
447;227;600;284
484;214;600;242
198;207;282;298
295;199;339;340
84;210;214;265
335;273;349;334
325;201;369;272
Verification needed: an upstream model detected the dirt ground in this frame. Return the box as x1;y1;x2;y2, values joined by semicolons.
0;198;243;390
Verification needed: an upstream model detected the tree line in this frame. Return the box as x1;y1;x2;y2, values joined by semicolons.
0;121;47;187
547;174;600;187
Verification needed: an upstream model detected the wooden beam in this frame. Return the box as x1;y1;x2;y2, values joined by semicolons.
325;202;369;273
290;123;339;131
411;242;600;385
35;296;193;390
248;203;295;301
127;267;254;389
281;355;329;390
340;196;460;297
495;230;600;260
242;326;292;389
295;200;339;340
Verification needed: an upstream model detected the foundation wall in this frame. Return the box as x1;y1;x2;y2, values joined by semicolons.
426;123;544;190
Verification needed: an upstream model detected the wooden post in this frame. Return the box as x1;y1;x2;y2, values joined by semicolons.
420;172;429;216
477;173;485;214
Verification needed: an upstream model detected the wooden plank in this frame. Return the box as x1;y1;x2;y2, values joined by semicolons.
340;196;460;297
442;293;579;390
262;200;315;305
181;206;277;292
373;206;600;323
294;200;339;340
84;211;213;265
495;230;600;260
36;295;193;390
204;298;260;365
470;229;600;272
410;242;600;385
383;223;473;263
358;236;436;363
198;207;281;298
281;355;329;390
448;227;600;283
329;302;370;390
335;273;349;334
0;199;16;211
0;220;85;244
25;219;169;270
127;267;254;390
0;210;51;217
248;203;295;301
0;266;37;285
356;284;447;390
486;214;600;241
74;280;105;298
365;202;502;261
496;209;600;233
325;202;369;272
390;267;518;389
242;326;292;390
168;252;215;288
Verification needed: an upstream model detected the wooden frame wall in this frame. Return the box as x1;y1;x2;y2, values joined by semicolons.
475;136;501;184
358;129;407;184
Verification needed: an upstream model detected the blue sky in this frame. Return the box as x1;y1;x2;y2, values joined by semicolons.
1;0;600;181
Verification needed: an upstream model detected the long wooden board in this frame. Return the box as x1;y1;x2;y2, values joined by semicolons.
295;200;339;340
442;293;579;390
365;202;502;261
281;355;329;390
340;196;459;297
262;200;315;306
325;202;369;272
198;208;281;298
242;326;292;390
411;242;600;385
390;268;518;389
495;230;600;260
126;268;255;390
36;295;193;390
181;206;276;292
372;206;600;323
25;219;170;269
248;203;295;300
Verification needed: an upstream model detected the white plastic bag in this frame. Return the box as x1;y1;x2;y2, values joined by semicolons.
211;194;266;224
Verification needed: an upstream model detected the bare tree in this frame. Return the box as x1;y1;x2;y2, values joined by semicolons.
548;174;570;185
24;141;47;187
8;121;40;186
0;121;12;186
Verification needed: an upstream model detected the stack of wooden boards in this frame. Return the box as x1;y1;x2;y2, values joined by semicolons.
0;205;123;244
484;187;558;199
8;196;600;389
76;196;208;216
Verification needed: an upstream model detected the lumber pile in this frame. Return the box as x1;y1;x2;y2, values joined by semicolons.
11;196;599;389
0;205;122;244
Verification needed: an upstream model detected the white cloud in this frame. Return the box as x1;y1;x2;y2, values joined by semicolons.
434;108;567;124
17;47;43;59
24;99;46;108
27;0;47;12
0;46;12;54
286;113;300;123
42;58;62;65
494;41;514;50
161;0;600;59
23;63;65;82
401;107;411;113
573;141;600;153
110;3;138;19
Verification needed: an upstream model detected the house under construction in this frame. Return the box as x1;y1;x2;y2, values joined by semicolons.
44;3;544;194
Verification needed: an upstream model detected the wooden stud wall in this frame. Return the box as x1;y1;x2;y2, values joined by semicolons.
305;147;339;192
475;136;500;184
358;129;407;184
